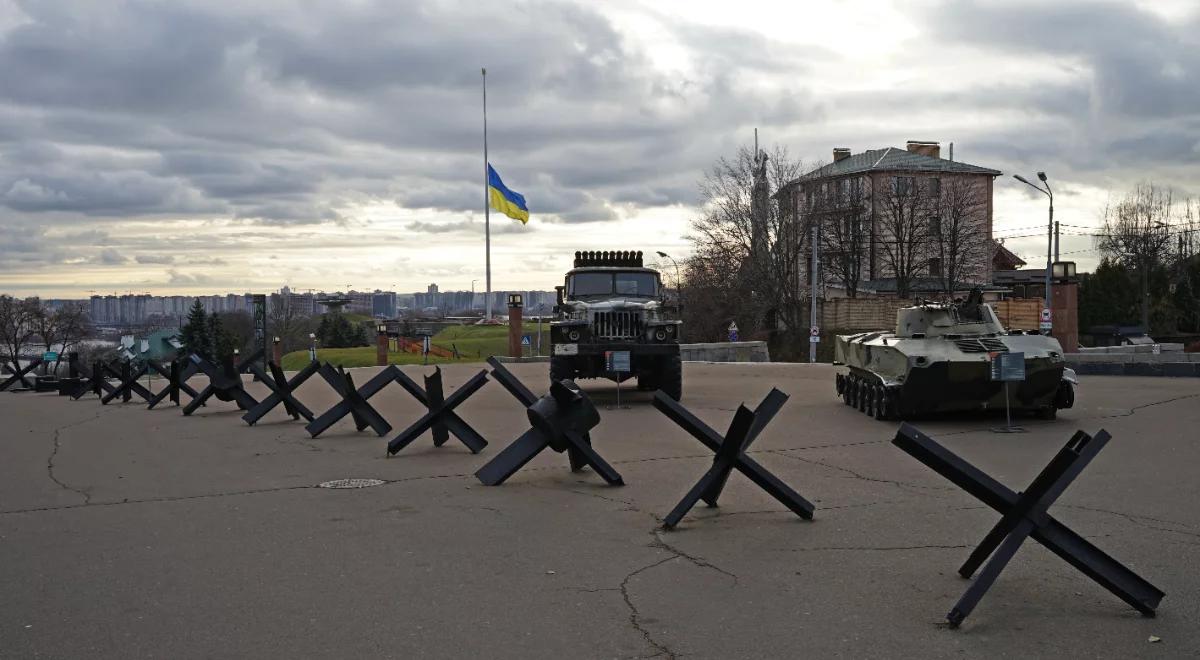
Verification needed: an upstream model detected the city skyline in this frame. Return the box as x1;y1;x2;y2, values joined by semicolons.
79;285;561;327
2;1;1199;297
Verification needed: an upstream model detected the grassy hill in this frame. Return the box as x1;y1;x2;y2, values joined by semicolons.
280;322;551;370
434;323;550;359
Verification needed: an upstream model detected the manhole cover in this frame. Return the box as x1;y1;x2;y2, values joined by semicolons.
318;478;387;489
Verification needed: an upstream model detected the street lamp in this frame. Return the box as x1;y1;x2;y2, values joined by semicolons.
656;250;683;342
308;332;317;363
1013;172;1054;335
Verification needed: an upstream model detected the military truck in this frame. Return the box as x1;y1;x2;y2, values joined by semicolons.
834;290;1077;420
550;250;683;400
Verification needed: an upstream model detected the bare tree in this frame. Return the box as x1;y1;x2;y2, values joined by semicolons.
30;301;90;374
876;175;934;298
688;144;805;336
269;295;314;355
930;176;989;294
1097;183;1176;330
817;176;868;298
1176;198;1200;265
0;295;40;373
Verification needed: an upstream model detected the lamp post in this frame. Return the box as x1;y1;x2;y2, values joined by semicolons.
308;332;317;363
1013;172;1054;335
656;250;683;342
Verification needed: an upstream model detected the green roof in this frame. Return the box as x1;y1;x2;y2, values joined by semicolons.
782;147;1001;190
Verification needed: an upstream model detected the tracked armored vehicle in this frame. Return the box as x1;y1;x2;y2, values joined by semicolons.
550;250;683;400
834;292;1077;420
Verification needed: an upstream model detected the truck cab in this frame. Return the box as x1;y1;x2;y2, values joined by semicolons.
550;250;683;399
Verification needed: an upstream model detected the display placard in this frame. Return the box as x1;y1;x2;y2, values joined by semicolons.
605;350;631;373
990;352;1026;382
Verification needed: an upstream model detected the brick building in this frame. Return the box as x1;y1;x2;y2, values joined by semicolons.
777;141;1000;298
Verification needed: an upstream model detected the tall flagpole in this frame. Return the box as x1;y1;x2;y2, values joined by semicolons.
482;67;492;321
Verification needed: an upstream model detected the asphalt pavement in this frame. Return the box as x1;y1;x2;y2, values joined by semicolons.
1;362;1197;658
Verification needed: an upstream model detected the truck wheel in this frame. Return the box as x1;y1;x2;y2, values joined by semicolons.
659;354;683;401
636;371;658;391
550;356;574;385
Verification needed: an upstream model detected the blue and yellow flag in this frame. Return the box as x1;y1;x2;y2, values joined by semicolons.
488;164;529;224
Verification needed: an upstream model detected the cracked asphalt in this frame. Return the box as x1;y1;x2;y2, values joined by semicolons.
2;363;1198;658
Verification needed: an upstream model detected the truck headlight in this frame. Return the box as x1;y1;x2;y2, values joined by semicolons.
568;330;580;341
654;329;667;341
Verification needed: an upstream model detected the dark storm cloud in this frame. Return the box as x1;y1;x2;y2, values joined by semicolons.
0;0;822;234
913;1;1200;192
5;0;1192;296
0;223;60;268
406;218;528;235
929;1;1200;120
93;248;129;265
135;254;175;265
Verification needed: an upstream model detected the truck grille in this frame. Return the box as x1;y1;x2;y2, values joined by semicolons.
955;338;1009;353
592;311;643;340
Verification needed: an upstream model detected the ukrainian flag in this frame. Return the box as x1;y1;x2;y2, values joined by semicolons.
488;164;529;224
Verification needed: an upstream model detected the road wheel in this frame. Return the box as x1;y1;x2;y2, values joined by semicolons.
857;380;867;413
658;354;683;401
1036;405;1057;420
1054;381;1075;409
864;384;875;417
549;356;574;385
873;386;888;420
636;370;658;391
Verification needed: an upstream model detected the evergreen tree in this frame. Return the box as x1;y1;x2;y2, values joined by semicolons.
352;322;369;347
1172;256;1200;333
1078;258;1139;332
207;313;234;360
328;315;349;347
180;300;211;358
315;316;330;345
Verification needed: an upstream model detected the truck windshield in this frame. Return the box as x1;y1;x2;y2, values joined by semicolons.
615;272;657;297
570;273;613;296
568;272;659;297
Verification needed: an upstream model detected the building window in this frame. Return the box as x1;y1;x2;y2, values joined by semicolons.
893;176;915;195
928;177;941;198
928;215;942;238
928;257;943;277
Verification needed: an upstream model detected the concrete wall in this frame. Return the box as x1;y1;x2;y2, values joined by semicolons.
1076;344;1186;354
1066;351;1200;377
493;341;772;364
681;341;770;363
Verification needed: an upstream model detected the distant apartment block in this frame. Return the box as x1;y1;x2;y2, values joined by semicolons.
84;284;557;325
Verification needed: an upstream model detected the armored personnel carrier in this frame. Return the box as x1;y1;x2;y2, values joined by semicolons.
550;250;683;399
834;291;1076;420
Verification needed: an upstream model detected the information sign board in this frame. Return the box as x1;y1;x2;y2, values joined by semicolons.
605;350;631;373
990;352;1026;382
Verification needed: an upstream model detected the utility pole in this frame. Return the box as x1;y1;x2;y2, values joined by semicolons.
1054;220;1060;262
809;219;819;363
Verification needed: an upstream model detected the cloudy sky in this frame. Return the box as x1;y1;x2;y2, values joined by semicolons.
1;0;1197;297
